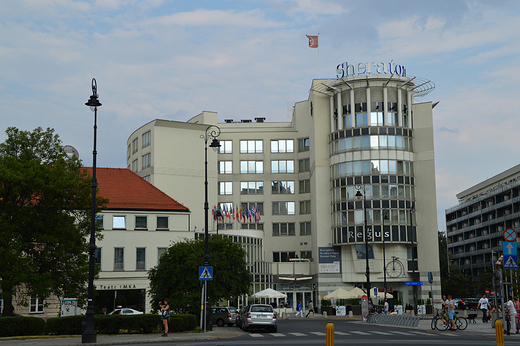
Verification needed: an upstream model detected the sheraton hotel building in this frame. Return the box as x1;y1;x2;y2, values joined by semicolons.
127;62;441;310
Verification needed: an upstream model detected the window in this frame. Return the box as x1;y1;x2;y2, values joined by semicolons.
135;216;147;229
158;247;167;264
142;131;151;148
127;144;131;159
298;138;309;152
300;221;311;236
272;181;295;194
241;202;263;216
272;201;295;215
240;140;263;153
95;215;103;229
300;251;312;259
219;182;233;195
240;161;263;174
113;216;126;229
219;140;232;154
30;297;44;313
272;223;295;236
95;247;101;270
143;175;150;182
241;223;264;230
240;181;264;194
300;200;311;214
299;179;310;193
131;159;138;172
273;251;296;262
132;138;138;153
142;153;151;169
271;160;295;173
136;248;146;270
219;161;232;174
157;216;168;230
114;248;124;270
299;158;310;172
355;244;374;259
271;139;294;153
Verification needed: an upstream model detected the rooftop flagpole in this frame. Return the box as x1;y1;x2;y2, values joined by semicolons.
306;34;320;78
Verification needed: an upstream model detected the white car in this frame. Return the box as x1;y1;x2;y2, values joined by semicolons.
109;308;143;315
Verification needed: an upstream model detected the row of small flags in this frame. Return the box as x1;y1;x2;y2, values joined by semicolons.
212;205;261;223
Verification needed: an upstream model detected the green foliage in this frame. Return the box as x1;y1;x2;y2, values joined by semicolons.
0;317;45;337
426;298;432;305
0;127;107;316
45;315;84;335
148;236;251;316
351;299;359;306
321;299;331;307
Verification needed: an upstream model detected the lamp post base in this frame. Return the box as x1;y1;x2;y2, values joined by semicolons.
81;306;97;343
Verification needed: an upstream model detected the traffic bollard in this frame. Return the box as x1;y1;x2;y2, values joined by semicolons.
495;319;504;346
326;322;334;346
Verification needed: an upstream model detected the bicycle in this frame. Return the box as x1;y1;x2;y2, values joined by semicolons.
431;308;444;330
435;311;468;331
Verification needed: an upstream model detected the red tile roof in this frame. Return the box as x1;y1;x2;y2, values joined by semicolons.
84;167;189;212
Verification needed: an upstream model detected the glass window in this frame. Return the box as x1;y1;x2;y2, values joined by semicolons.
271;160;294;173
355;244;374;259
370;136;378;149
299;179;310;193
355;113;368;127
114;248;124;271
131;159;138;173
300;200;311;214
240;140;262;153
135;216;147;229
132;138;138;153
272;181;295;194
271;139;294;153
136;248;146;270
299;158;310;173
30;297;44;313
157;247;167;264
95;215;103;229
142;131;151;148
113;216;125;229
298;138;309;152
94;248;101;269
272;202;296;215
240;161;263;174
300;221;311;235
370;112;383;126
157;216;168;230
388;112;398;126
219;161;232;174
241;181;263;194
272;223;295;236
219;140;232;154
142;153;151;169
219;181;233;195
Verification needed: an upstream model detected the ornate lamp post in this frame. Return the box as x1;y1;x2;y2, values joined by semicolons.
355;185;371;304
409;203;417;316
382;210;389;300
201;125;220;331
82;78;101;344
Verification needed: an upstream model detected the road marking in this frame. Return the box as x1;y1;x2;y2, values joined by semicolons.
270;333;286;337
390;331;409;335
310;332;326;336
335;331;350;335
371;331;393;335
350;331;370;335
409;331;437;336
289;332;307;336
249;334;264;337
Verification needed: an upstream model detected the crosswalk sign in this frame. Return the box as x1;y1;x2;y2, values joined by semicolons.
199;266;213;281
504;255;518;269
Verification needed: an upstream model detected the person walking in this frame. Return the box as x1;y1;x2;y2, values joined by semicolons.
447;295;456;330
506;297;518;334
295;301;303;317
383;299;389;315
477;294;489;323
159;299;170;336
305;300;314;317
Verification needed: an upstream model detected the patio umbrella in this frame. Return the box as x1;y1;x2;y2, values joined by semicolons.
323;288;352;299
346;287;367;299
251;288;287;298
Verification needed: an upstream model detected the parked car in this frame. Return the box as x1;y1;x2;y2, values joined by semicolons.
462;298;480;310
240;304;277;332
211;306;238;327
109;308;143;315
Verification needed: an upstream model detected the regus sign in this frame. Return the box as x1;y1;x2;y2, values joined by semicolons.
336;60;407;79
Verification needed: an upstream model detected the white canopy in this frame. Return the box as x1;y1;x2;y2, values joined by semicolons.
251;288;287;298
324;288;353;299
345;287;367;299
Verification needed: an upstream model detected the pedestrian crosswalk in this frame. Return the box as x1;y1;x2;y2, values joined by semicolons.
247;329;441;338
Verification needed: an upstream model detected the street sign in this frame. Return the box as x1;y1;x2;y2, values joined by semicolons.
491;290;495;296
503;255;518;269
362;295;368;301
428;272;433;284
374;287;377;296
485;289;490;294
199;266;213;281
504;228;517;242
405;281;423;286
503;241;517;256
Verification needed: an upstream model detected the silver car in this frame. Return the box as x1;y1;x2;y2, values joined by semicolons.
211;306;238;327
240;304;277;332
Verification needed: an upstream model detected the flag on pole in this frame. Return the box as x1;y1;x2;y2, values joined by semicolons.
306;35;318;48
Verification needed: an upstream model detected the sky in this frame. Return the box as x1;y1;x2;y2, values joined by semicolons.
1;0;520;232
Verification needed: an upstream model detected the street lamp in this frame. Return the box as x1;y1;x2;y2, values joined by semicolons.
82;78;101;344
410;203;417;316
201;125;220;331
382;210;389;300
355;185;371;304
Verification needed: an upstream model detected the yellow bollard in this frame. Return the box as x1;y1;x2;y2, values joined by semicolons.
326;322;334;346
495;319;504;346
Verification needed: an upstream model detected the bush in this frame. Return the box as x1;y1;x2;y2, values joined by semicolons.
321;299;331;307
0;317;45;337
45;315;84;335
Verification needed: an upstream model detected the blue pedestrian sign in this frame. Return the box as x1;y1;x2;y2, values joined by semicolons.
199;266;213;281
405;281;423;286
503;241;517;256
504;255;518;269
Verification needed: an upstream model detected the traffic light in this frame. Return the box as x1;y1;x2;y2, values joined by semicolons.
493;270;502;289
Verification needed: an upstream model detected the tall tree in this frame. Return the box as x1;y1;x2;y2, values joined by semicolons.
148;236;251;316
0;127;105;316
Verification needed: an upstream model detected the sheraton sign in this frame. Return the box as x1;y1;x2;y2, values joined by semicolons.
336;60;407;79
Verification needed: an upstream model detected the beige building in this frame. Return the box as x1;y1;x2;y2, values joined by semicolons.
127;71;441;310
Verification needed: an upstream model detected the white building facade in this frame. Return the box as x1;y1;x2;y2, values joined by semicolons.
127;70;441;309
